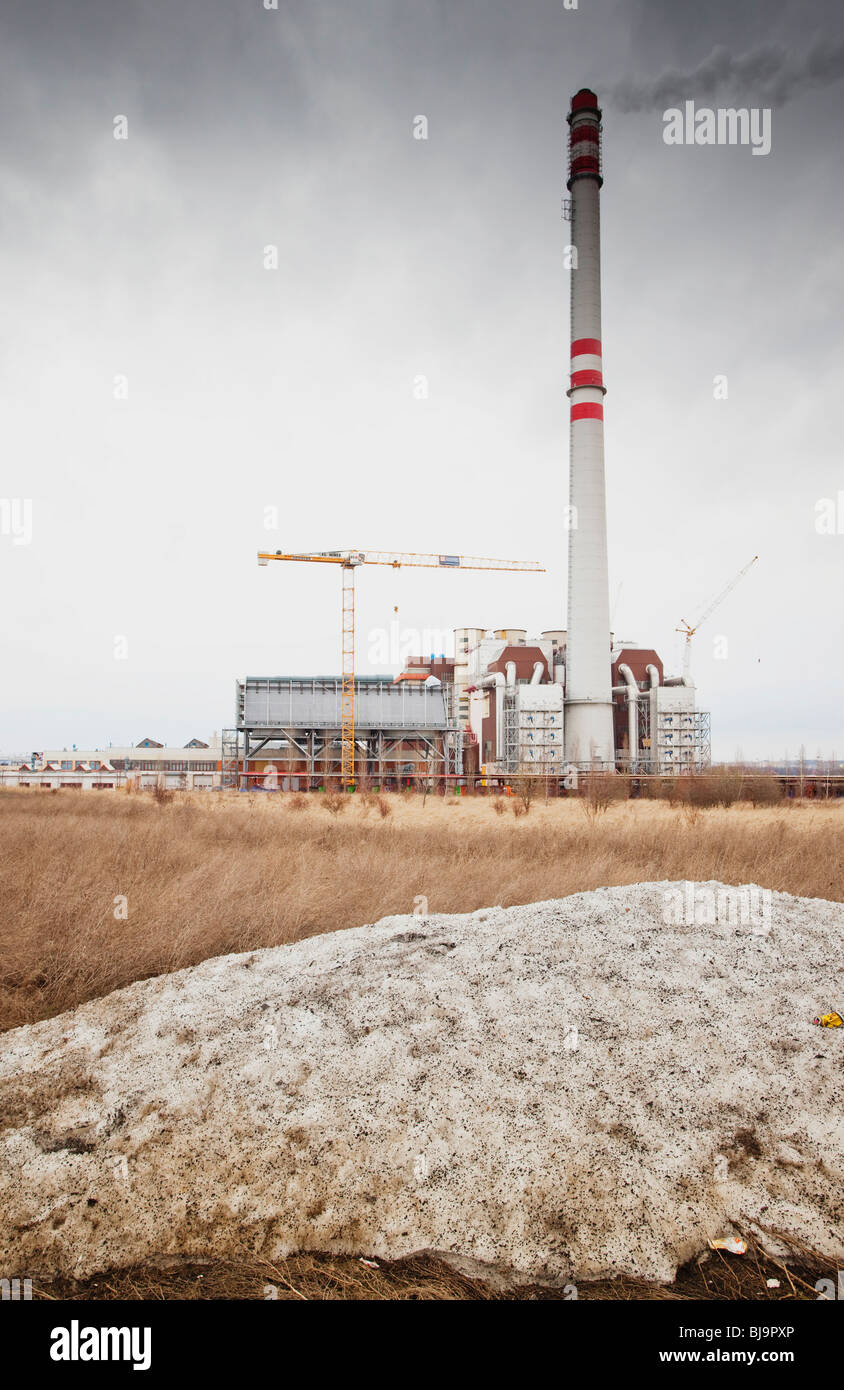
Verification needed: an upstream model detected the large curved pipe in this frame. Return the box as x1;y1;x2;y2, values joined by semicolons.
505;661;517;688
530;661;544;685
477;671;506;761
617;663;639;768
646;664;660;688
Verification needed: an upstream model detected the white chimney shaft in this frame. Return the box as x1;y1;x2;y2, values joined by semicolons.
564;88;615;768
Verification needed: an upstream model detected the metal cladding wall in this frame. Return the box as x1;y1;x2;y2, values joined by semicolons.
241;677;450;730
564;88;615;767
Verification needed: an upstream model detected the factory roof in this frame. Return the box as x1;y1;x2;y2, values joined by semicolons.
240;675;451;730
242;675;390;685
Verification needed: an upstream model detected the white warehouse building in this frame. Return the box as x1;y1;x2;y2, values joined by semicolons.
0;738;222;791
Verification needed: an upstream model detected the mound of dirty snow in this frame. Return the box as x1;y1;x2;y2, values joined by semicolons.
1;882;842;1287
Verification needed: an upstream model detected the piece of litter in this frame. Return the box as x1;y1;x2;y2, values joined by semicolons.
813;1011;843;1028
709;1236;747;1255
766;1278;780;1288
359;1258;379;1269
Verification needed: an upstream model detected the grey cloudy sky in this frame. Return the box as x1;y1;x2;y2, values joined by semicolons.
1;0;842;758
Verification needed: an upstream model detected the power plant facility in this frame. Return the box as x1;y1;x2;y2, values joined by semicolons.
215;88;717;791
217;619;709;789
4;87;768;795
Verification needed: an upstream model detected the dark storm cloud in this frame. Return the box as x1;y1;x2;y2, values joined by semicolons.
611;34;844;111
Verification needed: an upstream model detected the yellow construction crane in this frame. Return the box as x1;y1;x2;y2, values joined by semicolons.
257;548;545;783
676;555;758;681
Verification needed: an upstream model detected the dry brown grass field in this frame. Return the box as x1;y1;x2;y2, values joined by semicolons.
1;785;842;1035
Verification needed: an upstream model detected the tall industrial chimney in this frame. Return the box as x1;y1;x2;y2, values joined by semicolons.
564;88;615;767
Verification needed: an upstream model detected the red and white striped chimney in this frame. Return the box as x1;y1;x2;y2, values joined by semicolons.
564;88;615;768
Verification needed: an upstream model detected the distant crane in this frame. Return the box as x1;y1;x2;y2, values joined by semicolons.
257;548;545;783
676;555;758;681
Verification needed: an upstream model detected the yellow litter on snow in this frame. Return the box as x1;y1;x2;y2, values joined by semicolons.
709;1236;748;1255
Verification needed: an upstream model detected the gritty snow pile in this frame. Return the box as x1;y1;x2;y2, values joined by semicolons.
1;881;842;1287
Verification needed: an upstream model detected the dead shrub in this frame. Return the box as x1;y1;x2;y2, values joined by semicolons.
376;796;392;819
670;775;720;811
679;799;702;828
641;777;674;801
516;776;541;815
709;766;745;807
491;797;506;816
580;772;626;821
743;774;784;808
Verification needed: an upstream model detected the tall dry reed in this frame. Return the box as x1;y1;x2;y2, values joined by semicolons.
0;789;841;1032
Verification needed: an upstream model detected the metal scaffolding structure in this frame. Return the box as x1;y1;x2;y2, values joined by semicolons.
221;728;244;790
502;692;519;774
227;676;463;788
650;708;711;773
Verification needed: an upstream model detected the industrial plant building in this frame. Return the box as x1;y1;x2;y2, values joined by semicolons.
215;622;709;789
0;618;709;791
221;675;462;789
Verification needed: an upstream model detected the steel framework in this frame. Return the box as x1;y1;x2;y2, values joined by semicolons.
229;675;464;789
222;724;463;789
649;709;711;773
502;691;519;774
